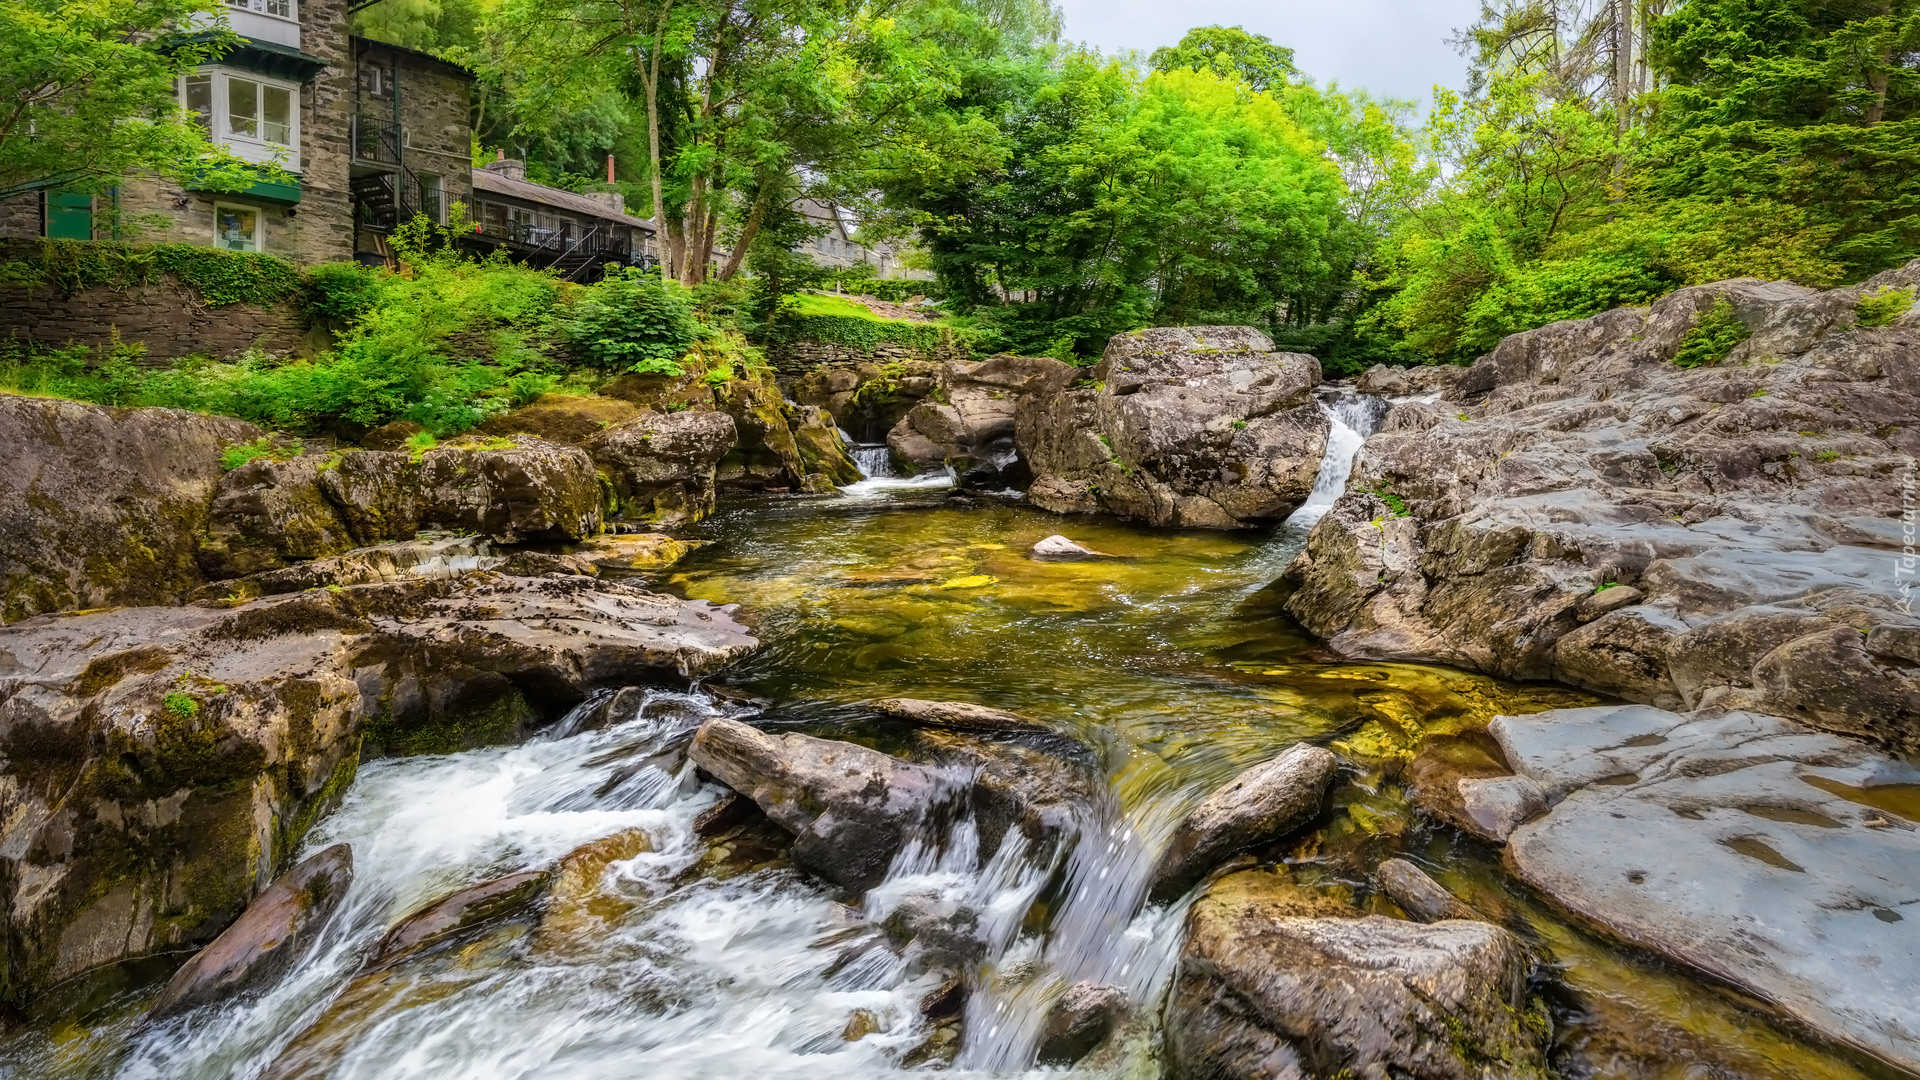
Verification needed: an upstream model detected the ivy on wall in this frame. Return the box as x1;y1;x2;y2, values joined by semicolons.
0;240;305;307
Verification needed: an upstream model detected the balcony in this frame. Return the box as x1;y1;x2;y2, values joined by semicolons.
351;115;402;166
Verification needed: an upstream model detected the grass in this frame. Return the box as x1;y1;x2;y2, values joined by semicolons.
786;292;907;321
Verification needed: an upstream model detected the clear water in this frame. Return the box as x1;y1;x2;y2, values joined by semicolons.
2;477;1901;1080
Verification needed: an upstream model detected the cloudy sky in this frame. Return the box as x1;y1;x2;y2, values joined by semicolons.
1055;0;1483;106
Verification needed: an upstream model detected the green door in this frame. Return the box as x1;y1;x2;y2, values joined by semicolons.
45;191;93;240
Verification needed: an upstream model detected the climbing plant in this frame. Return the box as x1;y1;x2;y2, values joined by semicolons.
0;240;304;307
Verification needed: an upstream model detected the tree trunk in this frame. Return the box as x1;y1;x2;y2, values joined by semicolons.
639;0;674;280
718;178;772;280
1866;1;1893;125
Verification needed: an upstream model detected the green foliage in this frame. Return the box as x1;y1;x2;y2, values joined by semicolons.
303;261;393;325
770;304;983;356
1149;25;1296;93
162;692;199;721
1672;298;1751;369
844;278;943;304
564;267;698;374
219;437;297;471
1856;286;1916;327
406;430;438;458
0;240;306;307
1362;481;1410;517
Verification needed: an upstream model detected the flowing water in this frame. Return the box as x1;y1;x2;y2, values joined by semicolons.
2;430;1905;1079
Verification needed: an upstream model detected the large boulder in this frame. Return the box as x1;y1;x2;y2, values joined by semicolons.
886;355;1077;486
1018;327;1329;528
792;360;941;440
687;718;955;892
1165;869;1549;1080
1278;263;1920;751
1150;744;1339;902
0;573;753;1008
150;844;354;1018
585;409;737;527
1494;704;1920;1075
0;395;262;622
197;437;604;581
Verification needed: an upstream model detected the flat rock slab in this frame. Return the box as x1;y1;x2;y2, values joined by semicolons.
1495;704;1920;1074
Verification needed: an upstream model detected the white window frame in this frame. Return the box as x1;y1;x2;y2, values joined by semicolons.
179;68;302;171
213;202;263;252
227;0;297;23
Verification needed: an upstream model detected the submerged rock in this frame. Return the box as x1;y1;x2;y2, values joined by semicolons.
150;844;354;1018
869;697;1055;737
1028;535;1116;561
0;395;262;622
585;409;737;527
1150;744;1339;902
371;870;553;968
1166;869;1548;1080
687;718;959;892
1495;704;1920;1075
1018;327;1329;528
1278;263;1920;751
1375;858;1475;923
0;573;752;1008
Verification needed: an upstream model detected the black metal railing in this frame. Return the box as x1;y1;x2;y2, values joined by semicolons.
351;115;402;165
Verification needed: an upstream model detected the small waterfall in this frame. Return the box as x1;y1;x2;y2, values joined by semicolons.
851;444;895;480
1285;392;1389;530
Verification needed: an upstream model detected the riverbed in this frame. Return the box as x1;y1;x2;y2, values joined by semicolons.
0;475;1900;1079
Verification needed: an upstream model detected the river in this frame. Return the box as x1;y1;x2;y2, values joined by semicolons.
0;405;1899;1079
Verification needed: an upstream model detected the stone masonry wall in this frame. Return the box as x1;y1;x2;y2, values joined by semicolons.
767;339;974;376
0;280;308;361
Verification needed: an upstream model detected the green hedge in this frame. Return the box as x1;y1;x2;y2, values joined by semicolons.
855;279;944;303
0;239;305;307
770;312;982;354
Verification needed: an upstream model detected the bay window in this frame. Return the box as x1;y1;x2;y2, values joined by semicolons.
227;0;294;18
178;69;300;168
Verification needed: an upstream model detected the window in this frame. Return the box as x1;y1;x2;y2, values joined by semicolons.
183;74;213;135
366;65;393;101
214;204;261;251
179;70;299;162
228;0;294;19
418;173;443;224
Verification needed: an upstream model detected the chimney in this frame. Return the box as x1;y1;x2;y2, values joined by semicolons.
483;157;528;182
495;148;504;161
606;155;616;183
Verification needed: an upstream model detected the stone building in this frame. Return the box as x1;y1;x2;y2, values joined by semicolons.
793;197;933;281
464;157;659;281
348;37;475;265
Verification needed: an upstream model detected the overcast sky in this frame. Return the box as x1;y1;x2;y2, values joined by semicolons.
1055;0;1483;107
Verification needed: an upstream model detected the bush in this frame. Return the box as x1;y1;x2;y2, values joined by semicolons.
564;266;699;373
1672;297;1751;368
1856;286;1915;327
304;261;391;325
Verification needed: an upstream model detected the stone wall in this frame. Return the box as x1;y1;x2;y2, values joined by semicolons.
0;279;309;360
767;338;974;376
0;192;40;242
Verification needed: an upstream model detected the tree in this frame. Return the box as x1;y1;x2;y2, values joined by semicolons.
1148;25;1296;94
0;0;268;199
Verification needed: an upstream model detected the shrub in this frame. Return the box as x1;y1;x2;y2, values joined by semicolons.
304;261;391;325
219;437;297;470
1856;286;1915;327
0;239;304;307
564;266;699;373
1672;298;1750;369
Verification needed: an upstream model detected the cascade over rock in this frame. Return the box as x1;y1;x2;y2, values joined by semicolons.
1278;263;1920;752
0;573;754;1008
885;355;1077;486
1018;327;1329;528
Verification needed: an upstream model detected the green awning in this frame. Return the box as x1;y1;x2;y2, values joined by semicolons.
188;175;303;205
168;32;329;82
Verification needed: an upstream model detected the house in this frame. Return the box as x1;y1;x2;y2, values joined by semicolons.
462;157;659;281
348;36;476;265
792;197;934;281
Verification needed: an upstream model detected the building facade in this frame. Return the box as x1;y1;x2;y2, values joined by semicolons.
464;158;657;281
792;197;934;281
348;37;475;264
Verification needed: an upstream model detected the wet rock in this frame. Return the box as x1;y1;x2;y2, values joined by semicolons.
535;828;653;945
186;536;501;602
572;533;705;573
1166;869;1548;1080
1019;327;1328;528
905;728;1102;851
0;573;752;1007
1495;704;1920;1074
1151;744;1339;902
1405;731;1545;842
687;719;958;892
1028;535;1116;562
1278;264;1920;750
1037;981;1128;1065
0;395;262;622
885;356;1075;486
920;975;968;1020
1457;776;1548;842
149;845;354;1018
869;697;1055;737
371;869;552;967
880;893;987;971
692;792;764;837
1375;858;1474;923
198;438;603;580
585;409;737;527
